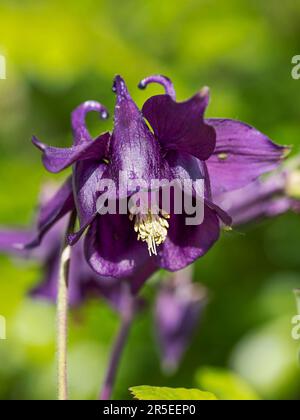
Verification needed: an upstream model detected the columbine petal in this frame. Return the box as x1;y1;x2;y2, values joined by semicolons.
69;162;107;245
107;75;170;187
166;151;232;226
142;88;216;161
30;237;150;310
28;241;106;307
233;196;294;226
216;171;298;226
32;100;110;173
0;229;34;255
206;119;289;195
32;132;110;174
84;213;156;278
25;177;75;249
166;150;205;182
68;101;111;242
158;204;220;271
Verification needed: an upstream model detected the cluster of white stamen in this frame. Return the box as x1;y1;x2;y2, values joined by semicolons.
130;211;170;256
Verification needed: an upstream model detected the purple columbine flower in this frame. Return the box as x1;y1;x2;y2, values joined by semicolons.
0;184;153;311
154;267;207;373
216;159;300;227
30;75;286;280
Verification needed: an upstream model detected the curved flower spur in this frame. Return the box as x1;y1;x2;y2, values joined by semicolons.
31;75;287;280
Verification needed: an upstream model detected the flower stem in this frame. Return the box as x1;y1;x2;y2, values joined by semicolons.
99;303;134;400
57;211;76;401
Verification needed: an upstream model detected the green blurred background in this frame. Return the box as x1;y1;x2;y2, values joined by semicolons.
0;0;300;400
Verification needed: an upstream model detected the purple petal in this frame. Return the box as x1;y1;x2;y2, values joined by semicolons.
71;239;155;308
108;76;170;187
70;162;107;244
84;213;155;278
166;150;205;182
158;204;220;271
29;240;114;307
32;100;110;173
142;89;216;161
206;119;289;196
29;242;92;307
82;257;157;305
0;229;34;256
25;177;75;249
235;197;294;226
205;199;232;227
138;75;176;100
68;242;134;310
252;197;294;222
30;237;151;310
216;173;295;226
32;132;110;174
166;151;232;226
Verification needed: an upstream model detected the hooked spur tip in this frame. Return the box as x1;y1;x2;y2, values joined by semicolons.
138;79;146;90
112;75;128;95
138;74;173;90
32;136;46;151
199;86;210;98
80;101;109;120
282;146;292;159
100;110;109;120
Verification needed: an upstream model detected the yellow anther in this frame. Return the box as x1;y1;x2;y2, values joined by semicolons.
131;211;170;256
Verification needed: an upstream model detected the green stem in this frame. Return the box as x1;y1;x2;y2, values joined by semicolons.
57;211;76;401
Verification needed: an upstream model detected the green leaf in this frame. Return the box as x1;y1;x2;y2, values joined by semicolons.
129;386;217;400
196;367;260;401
